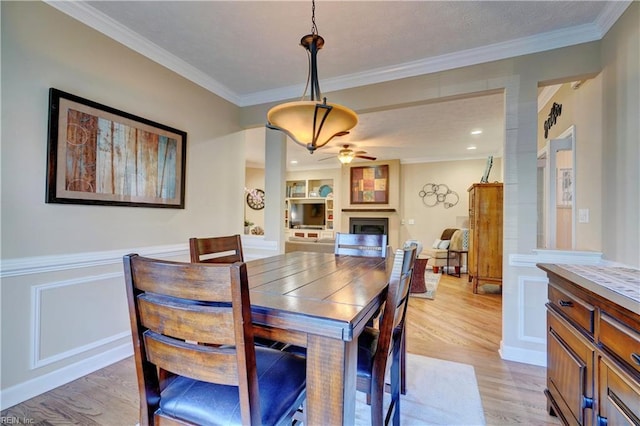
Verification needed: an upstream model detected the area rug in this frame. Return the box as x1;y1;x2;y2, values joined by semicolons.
135;354;484;426
355;353;485;425
410;272;441;300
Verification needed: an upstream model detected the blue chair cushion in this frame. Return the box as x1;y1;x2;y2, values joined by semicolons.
158;347;306;426
357;326;380;379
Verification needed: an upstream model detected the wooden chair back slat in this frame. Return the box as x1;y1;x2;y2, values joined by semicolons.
143;331;239;386
138;294;236;345
130;256;235;301
334;233;389;258
189;235;244;264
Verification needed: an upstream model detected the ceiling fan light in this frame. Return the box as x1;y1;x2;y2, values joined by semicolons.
338;150;355;164
267;101;357;153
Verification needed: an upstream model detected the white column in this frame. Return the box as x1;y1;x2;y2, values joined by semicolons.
264;129;287;252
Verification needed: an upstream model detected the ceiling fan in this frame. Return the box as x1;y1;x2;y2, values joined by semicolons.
319;144;377;164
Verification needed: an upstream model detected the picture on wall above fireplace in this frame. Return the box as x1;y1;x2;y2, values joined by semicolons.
350;164;389;204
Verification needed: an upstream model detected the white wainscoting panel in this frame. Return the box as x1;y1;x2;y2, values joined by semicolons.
517;275;548;345
31;272;128;369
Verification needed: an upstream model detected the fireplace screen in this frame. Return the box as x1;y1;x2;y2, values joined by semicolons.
350;218;388;235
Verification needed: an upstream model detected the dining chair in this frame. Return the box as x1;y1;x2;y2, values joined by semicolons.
397;240;422;396
189;234;244;263
357;245;417;426
123;254;306;426
189;234;285;349
334;232;388;258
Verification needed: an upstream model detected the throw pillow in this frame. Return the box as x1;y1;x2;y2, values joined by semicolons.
432;239;442;249
437;240;451;249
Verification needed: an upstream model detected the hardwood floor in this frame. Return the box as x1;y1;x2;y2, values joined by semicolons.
2;272;560;425
407;272;560;425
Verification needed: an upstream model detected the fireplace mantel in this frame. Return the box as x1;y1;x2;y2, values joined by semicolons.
341;208;396;212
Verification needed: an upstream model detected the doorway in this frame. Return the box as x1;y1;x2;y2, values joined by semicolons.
537;125;576;249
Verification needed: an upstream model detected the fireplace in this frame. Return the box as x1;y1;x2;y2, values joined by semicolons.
350;217;389;236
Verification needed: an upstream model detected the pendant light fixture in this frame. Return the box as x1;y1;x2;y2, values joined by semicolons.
266;0;357;154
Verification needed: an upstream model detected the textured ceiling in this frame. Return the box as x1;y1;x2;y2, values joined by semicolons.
51;1;629;169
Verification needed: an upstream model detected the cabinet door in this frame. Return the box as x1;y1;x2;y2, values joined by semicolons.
468;187;477;276
475;186;502;279
597;356;640;425
547;309;595;426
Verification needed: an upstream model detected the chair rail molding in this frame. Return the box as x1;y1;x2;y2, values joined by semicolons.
0;244;189;278
509;249;604;268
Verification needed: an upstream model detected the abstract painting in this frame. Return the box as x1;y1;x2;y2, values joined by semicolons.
46;88;186;208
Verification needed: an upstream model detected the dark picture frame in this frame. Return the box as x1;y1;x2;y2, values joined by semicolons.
46;88;187;208
350;164;389;204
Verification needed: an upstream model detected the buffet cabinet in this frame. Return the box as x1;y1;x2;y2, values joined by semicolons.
538;264;640;426
467;183;503;293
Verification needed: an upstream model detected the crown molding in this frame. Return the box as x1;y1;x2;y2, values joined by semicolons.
47;1;629;108
44;0;241;106
237;23;604;106
401;152;503;165
595;0;633;35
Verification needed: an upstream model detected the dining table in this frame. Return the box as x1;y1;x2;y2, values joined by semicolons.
245;251;393;426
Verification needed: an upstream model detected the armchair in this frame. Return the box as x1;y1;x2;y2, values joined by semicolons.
422;228;464;274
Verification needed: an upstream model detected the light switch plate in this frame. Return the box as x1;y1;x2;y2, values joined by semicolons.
578;209;589;223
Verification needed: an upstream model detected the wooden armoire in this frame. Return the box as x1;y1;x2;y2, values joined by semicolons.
467;183;503;293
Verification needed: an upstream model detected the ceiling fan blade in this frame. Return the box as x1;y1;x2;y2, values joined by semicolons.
317;156;337;161
356;155;377;161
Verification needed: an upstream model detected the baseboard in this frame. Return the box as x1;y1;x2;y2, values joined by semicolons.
1;342;133;410
499;341;547;367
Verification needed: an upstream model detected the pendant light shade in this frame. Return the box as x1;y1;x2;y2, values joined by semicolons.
267;100;357;153
266;1;357;154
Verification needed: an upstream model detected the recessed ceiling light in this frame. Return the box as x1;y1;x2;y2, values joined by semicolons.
471;130;483;135
467;146;477;150
290;160;298;164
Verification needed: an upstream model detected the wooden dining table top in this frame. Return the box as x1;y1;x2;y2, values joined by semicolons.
246;251;392;342
244;250;394;425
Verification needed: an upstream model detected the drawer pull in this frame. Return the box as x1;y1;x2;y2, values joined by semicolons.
558;300;574;307
632;353;640;366
582;396;594;409
597;415;608;426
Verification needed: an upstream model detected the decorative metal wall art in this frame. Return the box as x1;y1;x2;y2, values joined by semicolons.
543;102;562;138
419;183;459;208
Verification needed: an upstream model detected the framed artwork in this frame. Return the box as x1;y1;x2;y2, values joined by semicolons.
557;167;573;207
350;164;389;204
46;88;187;208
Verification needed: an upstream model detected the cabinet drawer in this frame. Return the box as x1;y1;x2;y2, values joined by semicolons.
547;309;594;425
600;312;640;376
598;356;640;425
549;284;595;336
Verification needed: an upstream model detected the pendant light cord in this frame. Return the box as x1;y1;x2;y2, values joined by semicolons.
301;0;320;102
311;0;318;35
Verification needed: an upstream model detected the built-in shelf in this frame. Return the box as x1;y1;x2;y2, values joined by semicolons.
285;179;335;238
342;208;396;212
